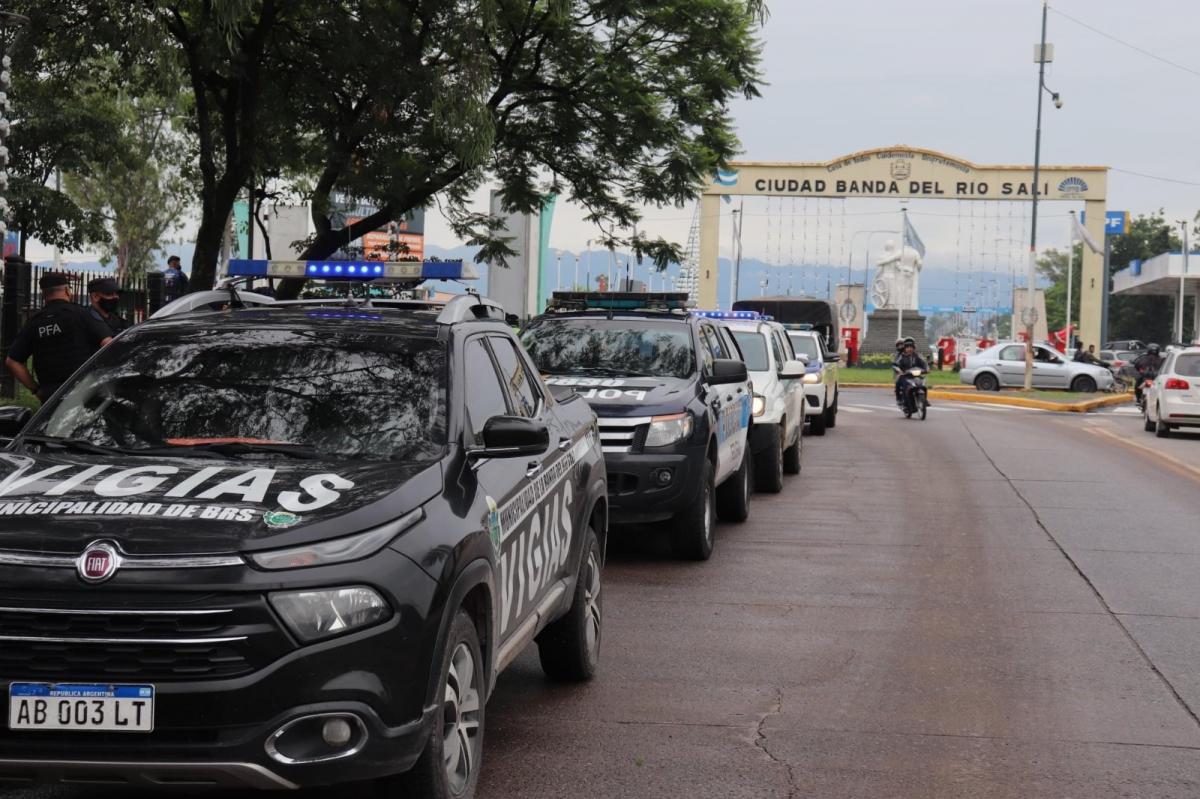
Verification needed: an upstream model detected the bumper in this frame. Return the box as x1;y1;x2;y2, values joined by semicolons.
1160;396;1200;427
959;368;978;385
605;444;707;523
0;551;441;789
802;385;825;416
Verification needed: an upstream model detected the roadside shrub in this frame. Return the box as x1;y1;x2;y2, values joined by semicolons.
857;354;894;369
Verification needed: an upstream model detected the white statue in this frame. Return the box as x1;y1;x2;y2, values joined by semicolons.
871;240;924;311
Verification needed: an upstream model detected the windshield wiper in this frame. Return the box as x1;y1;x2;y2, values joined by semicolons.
569;366;658;378
158;442;321;460
20;435;128;457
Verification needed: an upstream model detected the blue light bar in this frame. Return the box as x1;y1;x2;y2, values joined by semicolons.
691;310;761;320
227;259;477;281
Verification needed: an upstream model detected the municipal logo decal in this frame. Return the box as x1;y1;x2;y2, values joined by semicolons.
486;495;502;552
890;160;912;180
263;510;301;529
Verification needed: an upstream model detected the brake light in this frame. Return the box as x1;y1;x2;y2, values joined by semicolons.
1165;378;1191;390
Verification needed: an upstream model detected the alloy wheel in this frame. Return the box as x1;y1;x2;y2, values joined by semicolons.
443;643;481;794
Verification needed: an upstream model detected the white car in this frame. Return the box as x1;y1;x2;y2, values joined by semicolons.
960;342;1114;392
725;317;808;493
786;329;840;435
1143;346;1200;437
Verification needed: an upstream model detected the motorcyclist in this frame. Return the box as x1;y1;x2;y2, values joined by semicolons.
893;337;930;408
1133;343;1164;405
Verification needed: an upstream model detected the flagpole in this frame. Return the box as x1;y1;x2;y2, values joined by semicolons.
1066;211;1075;350
897;206;908;341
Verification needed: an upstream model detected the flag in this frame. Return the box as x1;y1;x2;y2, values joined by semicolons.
1071;212;1102;254
903;215;926;258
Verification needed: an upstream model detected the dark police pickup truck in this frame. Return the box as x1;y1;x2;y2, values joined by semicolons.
0;294;606;799
521;293;753;561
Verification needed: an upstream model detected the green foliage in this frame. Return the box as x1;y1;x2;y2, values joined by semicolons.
856;353;894;369
1036;244;1082;333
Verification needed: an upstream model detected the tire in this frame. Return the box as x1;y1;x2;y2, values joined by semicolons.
537;527;602;682
753;424;784;494
1071;375;1097;393
1143;410;1155;433
670;458;715;560
783;425;802;475
716;448;751;523
1156;407;1171;438
808;409;827;436
918;394;927;420
826;391;838;429
388;611;484;799
975;373;1000;392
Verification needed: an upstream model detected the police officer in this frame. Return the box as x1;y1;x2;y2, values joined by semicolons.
5;273;113;402
87;276;131;336
163;255;190;303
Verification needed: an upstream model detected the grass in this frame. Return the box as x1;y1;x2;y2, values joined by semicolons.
0;387;42;410
844;367;963;386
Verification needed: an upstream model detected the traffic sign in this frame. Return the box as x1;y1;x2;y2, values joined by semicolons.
1081;210;1128;236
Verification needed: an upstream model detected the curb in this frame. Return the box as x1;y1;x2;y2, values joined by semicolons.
842;382;1133;413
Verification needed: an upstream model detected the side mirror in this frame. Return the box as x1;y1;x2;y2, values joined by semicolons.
779;360;807;379
707;358;748;386
827;353;842;363
794;353;810;365
0;406;33;439
468;415;549;459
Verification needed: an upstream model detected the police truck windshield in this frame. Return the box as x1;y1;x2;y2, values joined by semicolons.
29;327;447;462
522;318;695;379
731;332;770;371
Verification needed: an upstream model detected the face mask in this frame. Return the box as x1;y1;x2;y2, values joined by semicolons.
99;297;120;313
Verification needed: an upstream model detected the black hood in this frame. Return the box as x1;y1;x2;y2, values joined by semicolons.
543;375;696;417
0;451;442;556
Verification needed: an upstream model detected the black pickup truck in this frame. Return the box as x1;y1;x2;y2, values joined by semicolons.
521;292;753;561
0;294;606;799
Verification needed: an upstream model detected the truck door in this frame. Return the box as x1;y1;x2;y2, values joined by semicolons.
699;323;745;481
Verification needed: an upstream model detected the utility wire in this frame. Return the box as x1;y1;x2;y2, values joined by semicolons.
1110;167;1200;187
1050;6;1200;81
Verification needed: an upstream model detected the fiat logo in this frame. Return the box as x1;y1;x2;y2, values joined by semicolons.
77;541;121;584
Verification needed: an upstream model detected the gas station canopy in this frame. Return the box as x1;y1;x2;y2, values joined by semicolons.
1112;252;1199;297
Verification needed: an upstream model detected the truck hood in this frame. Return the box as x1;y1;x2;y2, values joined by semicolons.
542;375;696;417
0;450;443;556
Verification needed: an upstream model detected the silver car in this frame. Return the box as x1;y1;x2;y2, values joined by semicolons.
961;342;1115;392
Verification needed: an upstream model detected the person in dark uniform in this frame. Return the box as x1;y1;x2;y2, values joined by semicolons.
5;273;113;402
86;276;131;336
163;255;190;302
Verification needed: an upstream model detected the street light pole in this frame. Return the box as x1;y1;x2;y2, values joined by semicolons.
1025;0;1061;390
1178;220;1189;344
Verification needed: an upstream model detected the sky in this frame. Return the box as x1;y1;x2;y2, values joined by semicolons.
32;0;1200;296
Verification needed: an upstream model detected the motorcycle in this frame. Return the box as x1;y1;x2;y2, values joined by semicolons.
895;367;928;420
1135;374;1156;413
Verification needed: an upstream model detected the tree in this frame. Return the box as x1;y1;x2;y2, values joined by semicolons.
64;75;193;278
1107;210;1181;345
272;0;767;297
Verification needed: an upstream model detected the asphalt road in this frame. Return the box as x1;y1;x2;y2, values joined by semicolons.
4;388;1199;798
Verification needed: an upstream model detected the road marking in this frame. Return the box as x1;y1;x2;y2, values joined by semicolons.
1084;426;1200;485
841;406;874;414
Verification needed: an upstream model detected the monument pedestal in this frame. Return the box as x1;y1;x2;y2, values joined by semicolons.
860;309;929;358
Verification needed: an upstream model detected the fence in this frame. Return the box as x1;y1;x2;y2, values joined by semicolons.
0;257;165;397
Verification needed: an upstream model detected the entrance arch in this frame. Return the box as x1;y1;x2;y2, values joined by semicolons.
699;146;1109;348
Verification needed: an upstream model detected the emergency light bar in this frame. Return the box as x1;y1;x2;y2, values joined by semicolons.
549;291;690;311
691;310;762;320
227;259;478;281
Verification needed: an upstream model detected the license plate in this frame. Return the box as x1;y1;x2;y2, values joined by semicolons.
8;683;154;732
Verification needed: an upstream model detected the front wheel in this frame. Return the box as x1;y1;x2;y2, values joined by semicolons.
783;425;802;475
670;459;715;560
753;424;784;494
808;409;827;436
387;612;484;799
537;528;602;682
716;448;751;523
917;393;927;420
975;373;1000;392
823;391;838;429
1071;375;1097;393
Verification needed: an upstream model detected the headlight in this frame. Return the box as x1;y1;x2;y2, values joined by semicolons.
644;412;693;447
248;509;424;570
802;372;822;384
270;587;392;643
751;394;766;417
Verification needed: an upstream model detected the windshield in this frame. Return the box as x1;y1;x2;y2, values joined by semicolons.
28;326;447;462
522;318;695;379
788;334;820;361
732;331;770;371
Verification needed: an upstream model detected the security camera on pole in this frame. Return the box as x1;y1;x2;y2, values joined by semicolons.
1025;1;1063;391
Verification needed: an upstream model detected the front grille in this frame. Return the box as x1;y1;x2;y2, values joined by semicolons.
597;416;650;454
0;595;292;682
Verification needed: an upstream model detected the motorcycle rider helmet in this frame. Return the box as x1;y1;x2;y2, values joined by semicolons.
902;337;916;349
1147;343;1160;355
895;338;905;350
